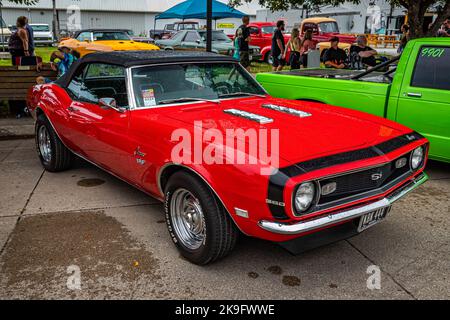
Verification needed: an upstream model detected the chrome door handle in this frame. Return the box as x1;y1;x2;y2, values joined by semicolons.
407;92;422;98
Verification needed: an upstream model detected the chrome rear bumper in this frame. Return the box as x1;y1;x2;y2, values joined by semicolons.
259;173;428;235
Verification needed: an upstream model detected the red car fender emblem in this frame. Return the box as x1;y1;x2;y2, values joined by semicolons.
266;199;285;207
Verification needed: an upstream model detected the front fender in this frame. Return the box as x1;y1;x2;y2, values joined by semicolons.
261;46;272;60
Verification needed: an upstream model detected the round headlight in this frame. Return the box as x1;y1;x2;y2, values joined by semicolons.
411;146;424;170
295;182;316;213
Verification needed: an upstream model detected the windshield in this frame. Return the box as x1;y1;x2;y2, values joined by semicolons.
93;31;131;41
198;31;231;42
261;26;275;34
318;22;339;33
31;25;50;32
179;23;197;30
132;62;266;108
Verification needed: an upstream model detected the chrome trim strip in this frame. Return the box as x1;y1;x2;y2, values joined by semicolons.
223;109;273;124
259;173;428;235
262;104;312;118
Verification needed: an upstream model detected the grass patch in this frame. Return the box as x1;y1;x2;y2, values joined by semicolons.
0;46;55;66
250;62;291;74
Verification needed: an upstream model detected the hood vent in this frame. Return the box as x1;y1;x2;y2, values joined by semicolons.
262;104;312;118
223;109;273;124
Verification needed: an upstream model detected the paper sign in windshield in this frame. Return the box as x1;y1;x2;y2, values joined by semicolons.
142;89;156;107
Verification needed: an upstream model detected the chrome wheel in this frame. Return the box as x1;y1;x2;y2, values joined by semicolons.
38;125;52;163
170;188;206;250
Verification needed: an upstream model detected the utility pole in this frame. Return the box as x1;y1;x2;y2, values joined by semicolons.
52;0;59;40
0;4;5;52
206;0;212;52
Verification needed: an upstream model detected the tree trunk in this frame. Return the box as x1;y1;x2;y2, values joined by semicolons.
406;1;427;39
52;0;59;40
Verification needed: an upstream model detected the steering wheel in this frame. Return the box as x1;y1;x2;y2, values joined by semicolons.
213;81;234;95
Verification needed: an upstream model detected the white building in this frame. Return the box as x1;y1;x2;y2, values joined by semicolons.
0;0;263;36
256;0;410;34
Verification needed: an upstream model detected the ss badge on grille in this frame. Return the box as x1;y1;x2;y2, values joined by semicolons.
395;157;408;169
321;182;337;196
371;173;383;181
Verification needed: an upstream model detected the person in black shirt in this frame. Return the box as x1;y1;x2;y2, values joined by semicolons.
24;17;35;56
238;16;251;71
350;35;377;67
323;36;347;69
271;20;286;71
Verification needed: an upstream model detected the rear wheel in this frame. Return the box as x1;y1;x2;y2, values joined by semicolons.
164;171;238;265
35;114;73;172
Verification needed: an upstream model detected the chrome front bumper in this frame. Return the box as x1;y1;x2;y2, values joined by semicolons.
259;173;428;235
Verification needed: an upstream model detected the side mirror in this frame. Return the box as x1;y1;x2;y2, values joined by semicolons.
99;98;126;113
196;39;202;44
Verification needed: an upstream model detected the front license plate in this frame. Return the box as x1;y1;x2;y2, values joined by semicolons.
358;207;391;232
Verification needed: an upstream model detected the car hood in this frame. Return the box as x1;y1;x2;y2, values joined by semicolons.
92;40;159;50
162;97;407;167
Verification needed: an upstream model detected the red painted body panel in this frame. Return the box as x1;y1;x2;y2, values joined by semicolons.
230;22;292;61
27;83;428;243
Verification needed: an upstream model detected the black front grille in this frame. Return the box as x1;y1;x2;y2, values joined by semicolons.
318;152;412;204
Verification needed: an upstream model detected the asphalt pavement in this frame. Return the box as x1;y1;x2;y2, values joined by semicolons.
0;138;448;299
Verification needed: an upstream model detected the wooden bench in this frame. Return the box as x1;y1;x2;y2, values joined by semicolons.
0;64;58;102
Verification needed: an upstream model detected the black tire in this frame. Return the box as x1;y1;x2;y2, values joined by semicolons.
265;51;273;65
35;114;73;172
164;171;238;265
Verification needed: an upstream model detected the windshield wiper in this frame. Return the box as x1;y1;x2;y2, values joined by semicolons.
218;92;266;99
158;97;220;105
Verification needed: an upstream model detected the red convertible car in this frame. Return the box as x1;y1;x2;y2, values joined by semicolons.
27;51;429;265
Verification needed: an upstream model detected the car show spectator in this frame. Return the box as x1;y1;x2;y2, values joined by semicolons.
398;24;410;53
323;36;347;69
8;16;30;65
436;18;450;37
300;29;316;68
237;16;251;71
36;45;79;84
233;27;242;61
271;20;286;71
350;35;378;67
24;17;35;56
284;28;301;70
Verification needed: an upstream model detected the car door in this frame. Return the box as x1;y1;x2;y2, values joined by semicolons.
249;26;262;48
182;31;201;49
65;63;133;177
396;43;450;161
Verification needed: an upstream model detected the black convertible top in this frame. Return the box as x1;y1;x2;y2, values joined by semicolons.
56;50;235;87
80;50;234;67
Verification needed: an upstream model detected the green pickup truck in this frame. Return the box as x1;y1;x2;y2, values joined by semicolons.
256;38;450;163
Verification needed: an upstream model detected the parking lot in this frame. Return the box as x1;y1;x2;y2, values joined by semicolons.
0;138;448;300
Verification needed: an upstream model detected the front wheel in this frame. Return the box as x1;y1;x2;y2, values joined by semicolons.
35;114;73;172
265;51;273;65
164;171;238;265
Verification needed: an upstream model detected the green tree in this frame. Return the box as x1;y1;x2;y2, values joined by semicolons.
230;0;450;38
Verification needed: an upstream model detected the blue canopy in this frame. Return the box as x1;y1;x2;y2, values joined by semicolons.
156;0;245;20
